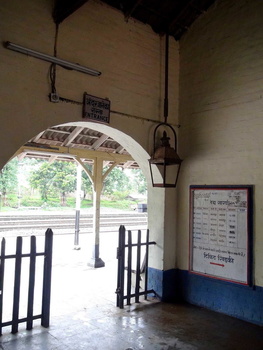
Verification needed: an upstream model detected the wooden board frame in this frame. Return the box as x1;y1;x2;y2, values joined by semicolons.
189;185;253;285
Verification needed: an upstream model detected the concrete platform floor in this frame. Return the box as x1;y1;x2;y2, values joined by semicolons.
0;232;263;350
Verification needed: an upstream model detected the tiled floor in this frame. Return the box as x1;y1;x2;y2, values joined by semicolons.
0;232;263;350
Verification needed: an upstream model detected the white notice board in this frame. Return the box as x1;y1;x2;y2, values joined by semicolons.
189;186;253;285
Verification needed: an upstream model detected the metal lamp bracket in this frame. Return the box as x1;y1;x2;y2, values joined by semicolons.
153;122;177;153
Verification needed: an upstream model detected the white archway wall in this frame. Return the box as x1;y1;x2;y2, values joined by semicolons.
62;121;173;271
0;0;180;272
69;121;153;181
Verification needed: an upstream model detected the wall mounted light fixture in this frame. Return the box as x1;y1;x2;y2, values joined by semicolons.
149;122;182;188
4;41;101;76
148;34;182;188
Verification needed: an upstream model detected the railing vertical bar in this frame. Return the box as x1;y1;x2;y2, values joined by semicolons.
126;230;132;305
144;229;150;300
41;229;53;328
116;226;122;307
26;236;36;330
119;225;126;309
135;230;141;303
0;238;6;336
12;236;23;334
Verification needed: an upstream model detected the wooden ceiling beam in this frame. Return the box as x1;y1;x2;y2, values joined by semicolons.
15;145;134;163
123;160;135;169
91;134;109;150
125;0;143;20
31;131;45;143
114;145;125;154
61;126;84;147
53;0;90;24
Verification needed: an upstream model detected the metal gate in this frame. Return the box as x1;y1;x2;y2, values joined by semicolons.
0;228;53;335
116;225;156;308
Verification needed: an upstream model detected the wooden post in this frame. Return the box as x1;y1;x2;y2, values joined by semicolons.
116;227;156;309
144;229;150;300
88;158;105;268
27;236;36;330
12;237;22;334
135;230;141;303
127;230;132;305
116;225;125;308
41;229;53;328
0;238;6;336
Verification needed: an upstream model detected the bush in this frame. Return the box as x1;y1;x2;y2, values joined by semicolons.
107;191;130;201
0;193;141;211
20;196;43;207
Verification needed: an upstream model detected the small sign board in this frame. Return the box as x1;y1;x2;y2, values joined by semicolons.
189;185;253;285
83;93;110;124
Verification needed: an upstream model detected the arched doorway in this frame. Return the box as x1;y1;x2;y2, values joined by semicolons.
0;121;151;321
14;121;150;264
0;119;175;331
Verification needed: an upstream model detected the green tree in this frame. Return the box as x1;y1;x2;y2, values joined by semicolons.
0;158;18;206
30;161;77;204
52;162;77;205
81;170;93;199
131;169;147;194
103;167;131;195
30;162;57;201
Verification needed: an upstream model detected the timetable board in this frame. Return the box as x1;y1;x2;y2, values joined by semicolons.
189;186;253;285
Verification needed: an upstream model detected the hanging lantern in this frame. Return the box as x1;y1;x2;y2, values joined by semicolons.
148;34;182;187
149;123;182;188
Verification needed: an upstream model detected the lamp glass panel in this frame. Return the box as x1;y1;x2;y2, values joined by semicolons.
155;163;180;186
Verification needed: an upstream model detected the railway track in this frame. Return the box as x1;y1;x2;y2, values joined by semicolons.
0;211;148;236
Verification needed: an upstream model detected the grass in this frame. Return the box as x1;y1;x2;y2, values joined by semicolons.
0;195;144;211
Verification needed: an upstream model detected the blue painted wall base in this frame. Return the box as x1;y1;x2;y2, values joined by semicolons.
148;267;263;326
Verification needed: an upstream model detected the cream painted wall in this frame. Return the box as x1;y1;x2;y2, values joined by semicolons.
177;0;263;286
0;0;179;166
0;0;180;271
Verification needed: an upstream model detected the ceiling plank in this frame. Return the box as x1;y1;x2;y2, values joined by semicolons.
91;134;109;150
114;145;125;154
53;0;90;24
48;155;58;163
123;161;135;169
61;126;84;147
17;152;27;161
31;131;45;143
125;0;143;20
100;0;216;40
16;145;134;163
